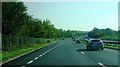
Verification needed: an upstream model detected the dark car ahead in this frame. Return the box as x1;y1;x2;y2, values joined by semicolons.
86;39;104;50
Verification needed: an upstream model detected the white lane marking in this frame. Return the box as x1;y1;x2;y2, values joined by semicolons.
44;51;48;54
47;49;52;52
98;63;103;66
34;57;39;60
45;50;49;53
39;55;42;57
46;45;60;53
42;53;46;55
53;46;57;49
81;52;85;54
41;45;59;56
27;60;33;64
26;45;60;65
21;66;26;67
51;45;59;50
98;63;106;67
51;47;54;50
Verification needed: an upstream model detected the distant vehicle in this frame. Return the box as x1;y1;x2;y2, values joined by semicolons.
86;39;104;50
76;40;81;43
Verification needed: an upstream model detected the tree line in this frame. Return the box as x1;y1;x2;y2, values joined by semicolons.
2;2;79;38
87;27;118;40
3;2;118;40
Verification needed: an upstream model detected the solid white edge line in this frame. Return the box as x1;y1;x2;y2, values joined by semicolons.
27;60;33;64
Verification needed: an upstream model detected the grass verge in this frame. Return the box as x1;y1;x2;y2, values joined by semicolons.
104;45;120;50
2;40;58;64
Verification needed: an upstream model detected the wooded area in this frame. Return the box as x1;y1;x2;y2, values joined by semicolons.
87;27;118;40
2;2;76;38
2;2;119;51
2;2;81;51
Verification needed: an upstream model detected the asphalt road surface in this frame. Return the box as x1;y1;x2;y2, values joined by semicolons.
2;38;119;67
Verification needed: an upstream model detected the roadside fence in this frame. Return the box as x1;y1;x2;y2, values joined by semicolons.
2;35;53;51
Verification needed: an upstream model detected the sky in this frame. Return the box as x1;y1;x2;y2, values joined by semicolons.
24;1;118;31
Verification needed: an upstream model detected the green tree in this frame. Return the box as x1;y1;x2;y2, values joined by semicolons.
88;27;118;40
2;2;27;35
88;27;104;38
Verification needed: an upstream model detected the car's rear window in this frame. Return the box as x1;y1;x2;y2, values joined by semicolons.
92;40;101;42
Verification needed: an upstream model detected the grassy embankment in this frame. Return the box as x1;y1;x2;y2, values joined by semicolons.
2;39;60;64
104;43;120;50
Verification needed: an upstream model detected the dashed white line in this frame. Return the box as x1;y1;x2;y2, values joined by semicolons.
42;53;46;55
34;57;39;60
45;50;49;53
52;47;56;49
21;65;26;67
47;49;52;52
27;60;33;64
98;63;106;67
44;51;48;54
39;45;59;57
39;55;42;57
25;45;60;65
81;52;85;54
50;45;58;50
45;45;60;53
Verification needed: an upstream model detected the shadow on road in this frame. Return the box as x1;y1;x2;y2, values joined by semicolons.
76;49;88;51
76;49;100;52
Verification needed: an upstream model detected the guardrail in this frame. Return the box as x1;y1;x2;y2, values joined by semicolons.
102;40;120;44
84;38;120;44
102;40;120;50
